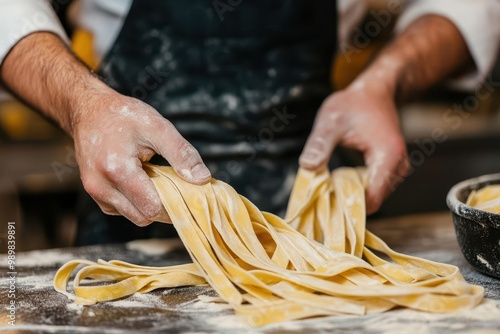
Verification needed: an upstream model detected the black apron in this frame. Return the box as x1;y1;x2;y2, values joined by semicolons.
76;0;338;245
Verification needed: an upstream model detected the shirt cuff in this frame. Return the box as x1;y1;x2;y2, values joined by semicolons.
0;0;68;66
395;0;500;91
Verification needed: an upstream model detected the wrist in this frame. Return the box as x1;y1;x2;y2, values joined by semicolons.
68;76;119;136
346;69;398;102
348;55;404;101
0;32;119;137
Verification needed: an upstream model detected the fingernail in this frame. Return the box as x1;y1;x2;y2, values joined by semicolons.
300;152;321;167
191;164;211;181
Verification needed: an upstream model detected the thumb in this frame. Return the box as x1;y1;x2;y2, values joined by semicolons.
148;120;211;184
299;121;340;170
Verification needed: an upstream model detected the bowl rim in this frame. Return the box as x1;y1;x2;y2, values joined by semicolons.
446;172;500;229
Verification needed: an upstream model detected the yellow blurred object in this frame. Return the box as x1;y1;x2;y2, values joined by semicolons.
0;101;61;140
332;41;383;90
0;29;98;141
71;29;98;70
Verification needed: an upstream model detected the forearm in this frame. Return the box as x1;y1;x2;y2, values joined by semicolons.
353;14;472;102
0;32;112;136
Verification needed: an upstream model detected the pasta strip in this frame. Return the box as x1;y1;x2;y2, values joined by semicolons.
54;164;483;326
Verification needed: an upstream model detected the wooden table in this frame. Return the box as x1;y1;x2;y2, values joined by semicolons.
1;211;499;333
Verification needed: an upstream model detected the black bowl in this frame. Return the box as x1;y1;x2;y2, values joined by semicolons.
447;174;500;278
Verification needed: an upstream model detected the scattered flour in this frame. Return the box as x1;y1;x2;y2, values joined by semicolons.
350;80;367;91
5;246;500;332
0;324;123;333
0;249;75;267
7;272;500;333
104;292;165;309
15;273;54;290
66;303;83;315
125;238;184;255
198;295;224;303
205;299;500;333
105;300;149;308
206;314;252;331
179;298;232;313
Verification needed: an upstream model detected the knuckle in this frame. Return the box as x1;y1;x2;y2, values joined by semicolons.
388;139;407;162
99;197;121;215
99;162;123;181
81;175;102;198
134;218;152;227
399;158;411;176
102;169;120;182
395;141;408;156
178;140;195;154
153;117;174;133
308;137;327;152
178;141;201;163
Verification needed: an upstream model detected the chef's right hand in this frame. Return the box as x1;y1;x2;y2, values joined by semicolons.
72;92;211;226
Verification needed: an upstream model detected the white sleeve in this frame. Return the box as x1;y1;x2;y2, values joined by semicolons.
395;0;500;91
0;0;68;66
337;0;366;45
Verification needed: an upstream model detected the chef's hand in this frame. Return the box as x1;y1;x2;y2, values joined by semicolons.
299;13;475;214
73;92;211;226
299;81;409;214
1;33;212;227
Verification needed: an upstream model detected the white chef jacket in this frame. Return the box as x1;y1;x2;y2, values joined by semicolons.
0;0;499;92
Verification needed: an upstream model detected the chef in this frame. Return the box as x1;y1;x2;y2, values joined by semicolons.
0;0;499;245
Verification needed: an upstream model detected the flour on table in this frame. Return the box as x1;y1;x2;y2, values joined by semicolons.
0;249;74;267
206;299;500;333
66;303;83;314
125;238;184;255
104;292;166;309
178;296;232;313
15;273;54;290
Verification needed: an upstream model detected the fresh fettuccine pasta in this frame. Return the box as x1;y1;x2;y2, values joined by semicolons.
467;185;500;214
54;164;483;326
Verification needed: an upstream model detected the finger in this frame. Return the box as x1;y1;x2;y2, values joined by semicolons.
94;201;120;216
299;115;342;170
98;188;155;227
82;173;154;226
112;158;171;223
364;141;408;214
147;119;211;185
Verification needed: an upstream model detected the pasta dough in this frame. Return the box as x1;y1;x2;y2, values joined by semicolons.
467;185;500;214
54;164;483;326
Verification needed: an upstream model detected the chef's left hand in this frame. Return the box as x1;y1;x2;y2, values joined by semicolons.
299;80;409;214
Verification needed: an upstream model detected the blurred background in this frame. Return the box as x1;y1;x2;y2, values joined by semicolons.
1;0;500;252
